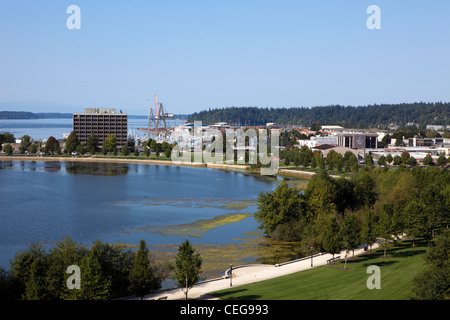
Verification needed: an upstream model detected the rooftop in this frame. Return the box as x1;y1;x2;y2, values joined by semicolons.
73;108;127;115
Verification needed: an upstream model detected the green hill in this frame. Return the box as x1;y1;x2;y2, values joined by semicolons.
188;102;450;128
210;239;427;300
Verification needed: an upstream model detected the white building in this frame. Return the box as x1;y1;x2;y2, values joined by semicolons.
297;136;338;148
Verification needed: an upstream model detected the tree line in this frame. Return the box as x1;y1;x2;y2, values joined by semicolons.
0;111;72;120
0;237;203;300
255;165;449;256
187;102;450;128
1;131;177;159
280;146;361;172
254;165;449;298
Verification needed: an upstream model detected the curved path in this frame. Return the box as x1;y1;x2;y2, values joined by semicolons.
136;243;379;300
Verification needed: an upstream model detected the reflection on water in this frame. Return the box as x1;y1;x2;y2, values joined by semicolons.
0;160;309;282
44;161;61;173
65;162;129;176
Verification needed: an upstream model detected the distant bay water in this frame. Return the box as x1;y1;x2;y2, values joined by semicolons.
0;117;185;140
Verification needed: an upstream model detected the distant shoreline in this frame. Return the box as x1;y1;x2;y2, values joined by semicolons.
0;111;187;120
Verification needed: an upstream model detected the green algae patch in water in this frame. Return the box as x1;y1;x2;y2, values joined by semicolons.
132;212;252;237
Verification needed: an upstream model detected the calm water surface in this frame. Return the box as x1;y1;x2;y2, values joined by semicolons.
0;117;183;140
0;161;281;270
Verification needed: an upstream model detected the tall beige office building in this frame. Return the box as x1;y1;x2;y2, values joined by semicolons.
73;108;128;147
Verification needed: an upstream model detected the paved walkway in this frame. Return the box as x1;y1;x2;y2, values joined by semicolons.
136;243;379;300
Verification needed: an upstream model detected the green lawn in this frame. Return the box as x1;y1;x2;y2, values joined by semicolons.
210;240;427;300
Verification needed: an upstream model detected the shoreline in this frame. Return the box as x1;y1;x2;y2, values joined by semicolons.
0;155;319;180
0;155;249;170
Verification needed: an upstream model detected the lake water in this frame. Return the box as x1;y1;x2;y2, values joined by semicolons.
0;117;184;140
0;160;284;280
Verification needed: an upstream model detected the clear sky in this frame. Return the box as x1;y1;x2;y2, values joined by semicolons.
1;0;449;115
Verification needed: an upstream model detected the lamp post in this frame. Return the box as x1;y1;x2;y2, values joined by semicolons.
310;246;314;267
230;264;233;287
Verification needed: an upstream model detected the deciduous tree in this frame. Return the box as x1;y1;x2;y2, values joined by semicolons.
65;131;79;154
104;134;117;153
322;217;342;259
255;181;305;235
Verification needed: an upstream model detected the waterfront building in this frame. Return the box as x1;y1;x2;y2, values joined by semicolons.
73;108;128;147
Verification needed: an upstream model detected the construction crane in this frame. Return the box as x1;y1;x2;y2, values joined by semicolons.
146;94;174;140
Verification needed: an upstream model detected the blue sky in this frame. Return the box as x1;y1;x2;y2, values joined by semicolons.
1;1;449;115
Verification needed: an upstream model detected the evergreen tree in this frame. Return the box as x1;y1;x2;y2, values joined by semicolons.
9;243;48;298
64;252;111;300
164;147;172;159
144;146;150;157
46;236;87;300
90;240;134;299
150;140;157;152
171;239;203;300
23;258;48;300
0;267;18;300
129;240;157;300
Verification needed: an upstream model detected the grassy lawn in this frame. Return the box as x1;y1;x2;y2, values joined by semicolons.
210;239;427;300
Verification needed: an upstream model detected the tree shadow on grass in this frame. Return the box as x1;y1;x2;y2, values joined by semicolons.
392;249;426;258
345;252;382;264
362;260;398;268
210;288;261;300
226;295;262;300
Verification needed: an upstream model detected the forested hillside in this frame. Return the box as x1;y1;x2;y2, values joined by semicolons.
188;102;450;128
0;111;72;119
